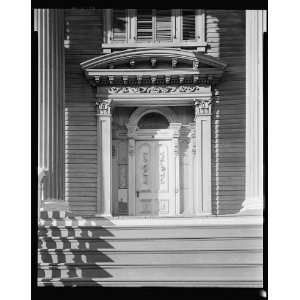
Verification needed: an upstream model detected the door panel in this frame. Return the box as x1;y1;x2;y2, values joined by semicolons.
135;140;173;216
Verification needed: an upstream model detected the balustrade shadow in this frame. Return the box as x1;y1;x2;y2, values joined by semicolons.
38;216;117;286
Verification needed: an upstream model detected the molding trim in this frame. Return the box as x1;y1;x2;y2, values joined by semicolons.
80;47;227;70
127;106;178;127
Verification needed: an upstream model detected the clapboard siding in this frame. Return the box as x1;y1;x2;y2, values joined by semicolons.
64;9;246;216
64;9;103;215
206;10;246;215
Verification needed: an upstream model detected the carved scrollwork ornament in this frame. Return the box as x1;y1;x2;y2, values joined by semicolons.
128;139;135;156
174;139;179;156
192;141;196;155
194;98;212;116
126;124;137;139
107;85;205;94
96;99;112;116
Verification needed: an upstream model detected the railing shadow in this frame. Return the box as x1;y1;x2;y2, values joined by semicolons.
38;217;116;286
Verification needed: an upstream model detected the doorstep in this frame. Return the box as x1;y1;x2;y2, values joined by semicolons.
39;213;263;228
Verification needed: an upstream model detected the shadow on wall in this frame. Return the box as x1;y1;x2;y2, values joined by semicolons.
206;10;246;215
38;217;115;286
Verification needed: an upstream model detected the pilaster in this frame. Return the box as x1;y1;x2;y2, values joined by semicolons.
96;99;113;216
170;123;182;214
194;98;212;215
127;125;137;215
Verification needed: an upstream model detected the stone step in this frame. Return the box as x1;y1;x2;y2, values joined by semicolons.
38;263;263;283
38;224;262;239
38;215;263;228
38;278;263;287
38;236;263;251
38;249;263;265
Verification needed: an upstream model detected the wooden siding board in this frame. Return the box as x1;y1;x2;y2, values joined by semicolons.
210;6;245;217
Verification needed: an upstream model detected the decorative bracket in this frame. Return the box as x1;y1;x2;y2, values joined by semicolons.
126;124;138;139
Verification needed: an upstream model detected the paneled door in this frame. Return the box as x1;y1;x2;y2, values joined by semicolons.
135;140;175;216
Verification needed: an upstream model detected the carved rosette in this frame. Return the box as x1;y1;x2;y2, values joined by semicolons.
96;99;112;116
194;98;212;116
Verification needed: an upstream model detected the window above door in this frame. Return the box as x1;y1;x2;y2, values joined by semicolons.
102;9;207;53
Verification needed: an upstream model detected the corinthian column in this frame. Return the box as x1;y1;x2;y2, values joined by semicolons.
96;99;112;216
194;98;212;215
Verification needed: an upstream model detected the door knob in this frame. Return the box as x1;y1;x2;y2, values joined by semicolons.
136;191;140;198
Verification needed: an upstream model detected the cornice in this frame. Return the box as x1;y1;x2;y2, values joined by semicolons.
80;48;227;87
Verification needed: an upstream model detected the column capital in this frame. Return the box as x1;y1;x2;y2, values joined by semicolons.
194;98;212;116
96;99;112;116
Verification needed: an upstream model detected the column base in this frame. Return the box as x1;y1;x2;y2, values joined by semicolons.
239;197;264;216
40;200;71;219
238;208;263;216
41;200;70;212
94;213;113;218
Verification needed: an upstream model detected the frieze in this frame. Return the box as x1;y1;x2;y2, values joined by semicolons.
107;85;206;94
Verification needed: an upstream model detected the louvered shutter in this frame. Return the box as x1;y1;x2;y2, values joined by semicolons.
136;9;153;41
155;10;172;41
112;9;127;41
182;9;196;40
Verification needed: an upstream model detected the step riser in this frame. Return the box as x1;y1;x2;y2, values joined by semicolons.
38;226;262;239
38;265;263;281
38;250;263;265
38;238;263;251
37;280;263;287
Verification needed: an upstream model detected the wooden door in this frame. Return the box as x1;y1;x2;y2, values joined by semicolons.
135;140;174;216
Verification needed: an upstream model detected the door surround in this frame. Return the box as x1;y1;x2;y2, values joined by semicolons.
126;107;182;216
